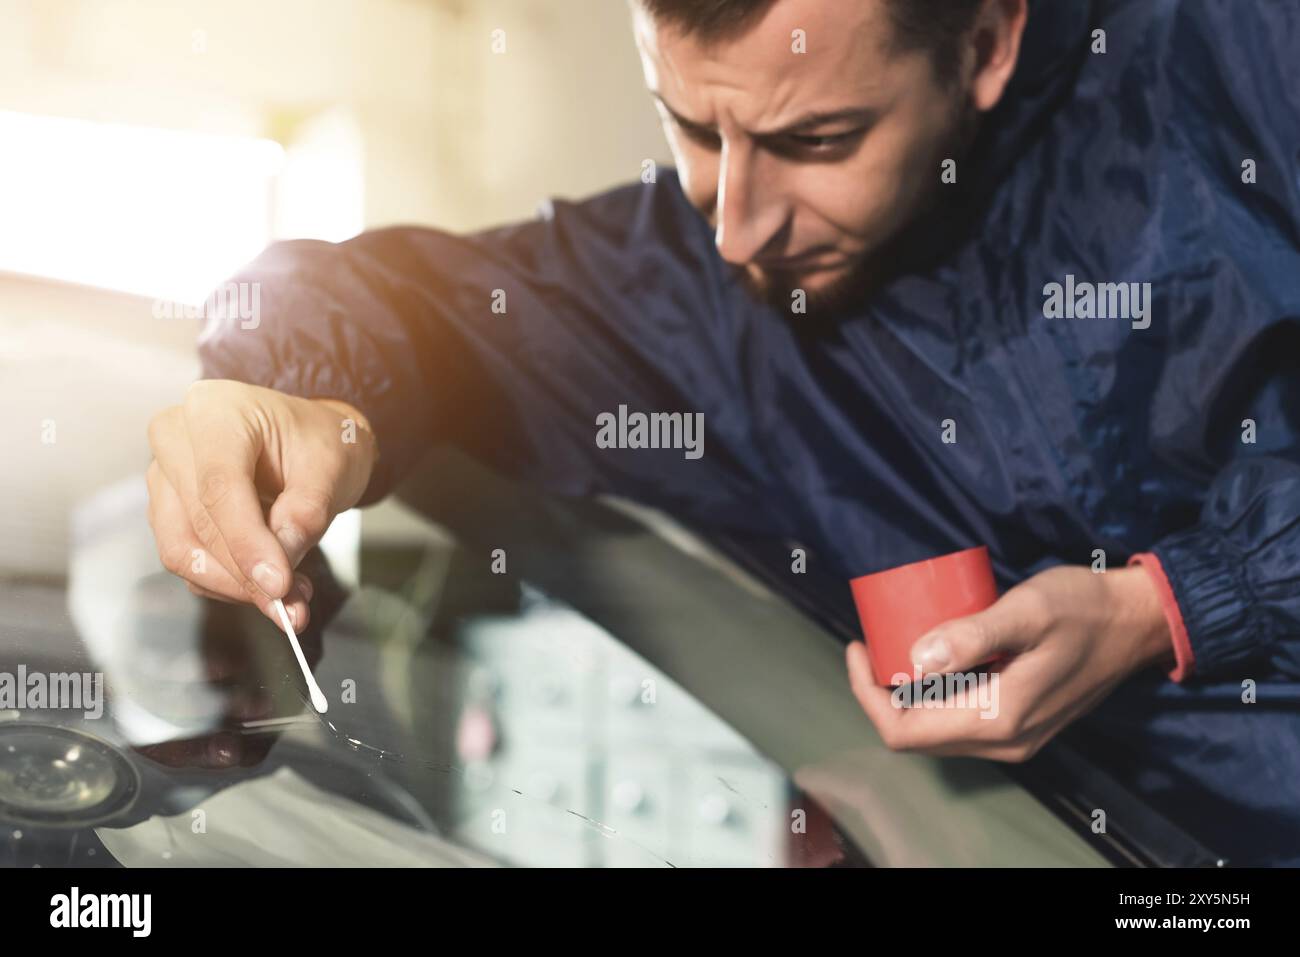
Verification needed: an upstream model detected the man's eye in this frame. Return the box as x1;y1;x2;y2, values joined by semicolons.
785;131;858;152
678;122;722;150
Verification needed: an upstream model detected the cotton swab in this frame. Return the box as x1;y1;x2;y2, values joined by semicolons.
272;597;328;714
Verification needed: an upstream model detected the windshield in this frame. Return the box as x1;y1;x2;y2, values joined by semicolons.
0;473;866;868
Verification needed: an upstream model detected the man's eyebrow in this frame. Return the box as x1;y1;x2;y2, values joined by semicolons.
650;93;715;133
650;92;874;137
757;107;876;136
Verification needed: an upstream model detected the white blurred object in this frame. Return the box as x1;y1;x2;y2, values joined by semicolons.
275;108;365;243
0;110;283;304
68;477;227;745
319;507;361;590
697;793;732;827
612;780;646;814
0;316;197;577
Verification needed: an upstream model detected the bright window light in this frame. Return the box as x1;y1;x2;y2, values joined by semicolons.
0;110;285;304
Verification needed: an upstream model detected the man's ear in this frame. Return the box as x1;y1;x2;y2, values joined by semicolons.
967;0;1029;113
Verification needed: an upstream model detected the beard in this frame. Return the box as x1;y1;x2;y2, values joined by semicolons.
737;255;880;319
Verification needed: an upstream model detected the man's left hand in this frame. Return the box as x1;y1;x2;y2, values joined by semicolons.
846;565;1175;762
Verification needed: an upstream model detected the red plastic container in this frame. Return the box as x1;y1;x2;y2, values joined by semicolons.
849;546;999;687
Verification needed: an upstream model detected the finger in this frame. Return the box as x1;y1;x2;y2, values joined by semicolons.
182;388;293;600
153;400;318;619
148;460;251;602
988;636;1118;744
279;590;311;632
918;612;1141;761
880;646;1081;756
873;685;1005;753
848;635;1033;755
267;484;337;568
186;581;236;602
846;642;907;738
908;590;1045;676
149;408;268;596
185;571;312;631
149;461;312;628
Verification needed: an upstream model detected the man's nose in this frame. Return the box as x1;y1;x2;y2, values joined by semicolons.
713;140;788;267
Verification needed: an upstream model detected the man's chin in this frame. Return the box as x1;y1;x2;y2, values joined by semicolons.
741;260;876;319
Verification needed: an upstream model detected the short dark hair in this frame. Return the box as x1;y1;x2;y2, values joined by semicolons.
636;0;984;85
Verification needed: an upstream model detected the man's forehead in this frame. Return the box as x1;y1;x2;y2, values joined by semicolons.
633;0;896;127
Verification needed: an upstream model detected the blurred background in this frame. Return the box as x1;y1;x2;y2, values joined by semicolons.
0;0;673;576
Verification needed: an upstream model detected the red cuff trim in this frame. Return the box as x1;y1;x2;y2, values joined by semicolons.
1128;552;1195;682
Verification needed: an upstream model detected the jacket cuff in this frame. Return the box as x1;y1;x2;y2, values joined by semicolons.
1143;524;1265;679
1127;552;1194;682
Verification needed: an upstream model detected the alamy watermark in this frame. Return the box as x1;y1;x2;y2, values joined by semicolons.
1043;274;1151;329
0;666;104;719
50;887;150;937
595;404;704;460
152;281;260;330
889;669;1000;720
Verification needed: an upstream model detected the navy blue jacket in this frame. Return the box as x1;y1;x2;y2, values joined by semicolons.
200;1;1300;860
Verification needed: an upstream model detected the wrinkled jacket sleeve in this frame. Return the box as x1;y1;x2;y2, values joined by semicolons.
196;176;772;532
1143;456;1300;682
1133;0;1300;684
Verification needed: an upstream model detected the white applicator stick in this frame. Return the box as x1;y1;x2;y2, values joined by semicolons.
272;597;329;714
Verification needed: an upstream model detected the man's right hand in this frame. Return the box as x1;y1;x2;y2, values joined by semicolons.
146;380;378;632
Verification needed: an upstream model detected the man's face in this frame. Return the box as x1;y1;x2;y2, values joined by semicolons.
633;0;973;311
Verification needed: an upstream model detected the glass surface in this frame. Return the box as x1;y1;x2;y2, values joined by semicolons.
0;480;867;868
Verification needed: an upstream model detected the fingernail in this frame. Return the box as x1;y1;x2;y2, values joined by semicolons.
296;574;313;601
911;634;951;672
276;524;306;560
251;561;284;597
